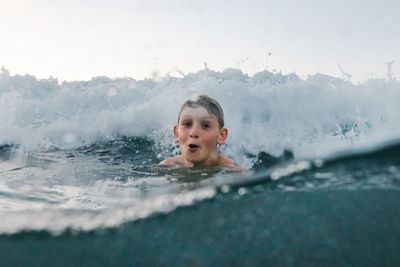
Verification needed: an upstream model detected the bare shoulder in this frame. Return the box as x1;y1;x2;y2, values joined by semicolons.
218;154;234;165
218;155;246;172
158;156;183;167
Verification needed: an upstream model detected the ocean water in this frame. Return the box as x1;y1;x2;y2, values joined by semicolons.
1;67;400;265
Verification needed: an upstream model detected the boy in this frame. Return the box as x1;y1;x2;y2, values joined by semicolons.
159;95;241;170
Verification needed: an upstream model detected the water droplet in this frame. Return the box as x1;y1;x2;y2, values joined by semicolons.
271;171;280;180
220;185;230;193
314;159;324;168
296;161;311;171
238;187;247;195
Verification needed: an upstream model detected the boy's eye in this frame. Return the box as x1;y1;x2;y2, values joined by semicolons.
182;122;192;127
202;123;210;128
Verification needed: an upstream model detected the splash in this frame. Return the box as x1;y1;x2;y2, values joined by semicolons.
1;67;400;167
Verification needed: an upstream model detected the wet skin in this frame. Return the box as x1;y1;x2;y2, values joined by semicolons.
160;106;233;168
174;106;228;167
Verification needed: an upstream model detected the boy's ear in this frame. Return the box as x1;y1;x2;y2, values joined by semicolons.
217;128;228;146
173;125;179;142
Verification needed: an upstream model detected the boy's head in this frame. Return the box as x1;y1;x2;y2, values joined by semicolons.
174;95;228;167
178;95;224;129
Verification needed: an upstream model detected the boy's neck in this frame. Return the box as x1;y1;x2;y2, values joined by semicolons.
182;153;221;168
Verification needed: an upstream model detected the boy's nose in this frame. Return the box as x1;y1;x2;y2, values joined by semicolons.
190;130;199;138
189;124;199;138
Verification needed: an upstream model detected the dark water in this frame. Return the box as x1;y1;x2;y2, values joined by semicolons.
2;190;399;266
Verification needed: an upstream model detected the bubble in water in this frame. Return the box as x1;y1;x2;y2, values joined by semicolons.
314;159;324;168
238;187;247;195
220;185;230;193
296;161;311;171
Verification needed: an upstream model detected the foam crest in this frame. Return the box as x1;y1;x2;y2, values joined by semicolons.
0;186;216;235
1;68;400;165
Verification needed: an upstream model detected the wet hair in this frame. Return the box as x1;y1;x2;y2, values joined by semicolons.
178;95;224;128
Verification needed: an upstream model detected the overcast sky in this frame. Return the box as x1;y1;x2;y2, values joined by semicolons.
0;0;399;82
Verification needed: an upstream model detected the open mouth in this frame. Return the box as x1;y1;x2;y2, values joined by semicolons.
188;144;199;151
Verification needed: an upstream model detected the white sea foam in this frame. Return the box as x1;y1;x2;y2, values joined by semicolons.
1;67;400;167
0;186;216;235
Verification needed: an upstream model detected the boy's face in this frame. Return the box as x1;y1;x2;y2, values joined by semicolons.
174;106;227;167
